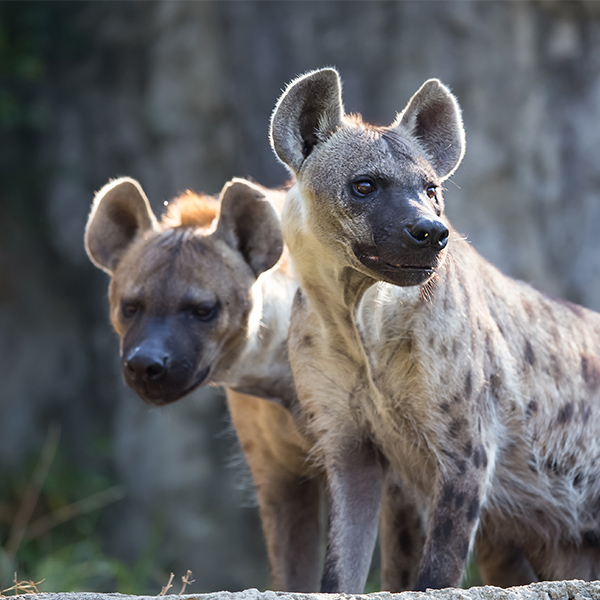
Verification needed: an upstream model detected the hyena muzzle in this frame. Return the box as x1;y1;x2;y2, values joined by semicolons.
270;68;600;592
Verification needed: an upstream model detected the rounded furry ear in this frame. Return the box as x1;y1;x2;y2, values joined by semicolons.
270;68;344;173
85;177;158;274
392;79;465;180
215;179;284;278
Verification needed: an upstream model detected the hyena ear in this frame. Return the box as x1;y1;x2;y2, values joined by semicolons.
215;178;284;278
85;177;158;274
393;79;465;180
270;68;344;173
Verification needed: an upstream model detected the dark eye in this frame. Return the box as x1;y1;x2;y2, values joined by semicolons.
122;301;141;318
192;303;219;322
426;184;437;199
352;179;376;197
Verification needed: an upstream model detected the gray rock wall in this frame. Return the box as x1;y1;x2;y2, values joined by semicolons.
3;0;600;593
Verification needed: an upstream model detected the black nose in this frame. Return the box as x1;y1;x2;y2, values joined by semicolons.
402;218;449;251
125;350;168;383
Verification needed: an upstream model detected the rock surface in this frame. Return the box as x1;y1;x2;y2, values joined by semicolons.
7;581;600;600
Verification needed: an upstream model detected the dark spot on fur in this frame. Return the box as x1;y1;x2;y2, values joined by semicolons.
557;402;574;425
433;517;454;542
581;353;600;389
485;331;493;358
549;353;562;381
464;371;473;398
456;459;468;476
581;402;592;423
459;539;469;560
452;339;460;355
463;440;473;457
449;418;465;438
524;340;535;366
467;496;480;522
302;335;313;348
294;289;305;307
455;492;466;509
399;527;413;556
440;401;450;413
441;344;448;357
583;530;600;548
452;394;462;404
496;321;505;338
489;373;502;398
573;472;584;487
473;445;488;469
526;399;538;417
442;483;455;504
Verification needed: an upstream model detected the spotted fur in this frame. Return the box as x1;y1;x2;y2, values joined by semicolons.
271;68;600;592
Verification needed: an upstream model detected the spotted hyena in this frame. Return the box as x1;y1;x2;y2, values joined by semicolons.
270;68;600;592
85;176;323;591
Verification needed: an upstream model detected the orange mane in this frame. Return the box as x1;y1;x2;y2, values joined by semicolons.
161;190;219;230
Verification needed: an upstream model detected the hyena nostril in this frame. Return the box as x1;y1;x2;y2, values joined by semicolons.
146;362;166;381
437;228;449;250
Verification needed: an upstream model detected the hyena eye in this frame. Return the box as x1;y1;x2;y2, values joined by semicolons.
351;179;376;197
192;303;219;322
426;184;437;199
122;300;141;318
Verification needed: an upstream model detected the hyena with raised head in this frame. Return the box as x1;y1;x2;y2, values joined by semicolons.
270;68;600;592
85;177;322;592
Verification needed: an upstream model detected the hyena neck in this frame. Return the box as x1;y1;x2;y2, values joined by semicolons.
221;266;298;410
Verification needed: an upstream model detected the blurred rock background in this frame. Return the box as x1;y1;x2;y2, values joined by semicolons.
2;0;600;594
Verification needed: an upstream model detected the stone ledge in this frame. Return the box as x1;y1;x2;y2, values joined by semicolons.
5;580;600;600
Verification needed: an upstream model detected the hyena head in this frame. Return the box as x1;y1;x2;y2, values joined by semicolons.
85;177;283;405
270;68;465;287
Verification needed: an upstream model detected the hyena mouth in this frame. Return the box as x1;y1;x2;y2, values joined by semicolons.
137;365;211;406
354;247;436;287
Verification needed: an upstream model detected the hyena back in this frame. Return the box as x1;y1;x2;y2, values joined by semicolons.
270;68;600;591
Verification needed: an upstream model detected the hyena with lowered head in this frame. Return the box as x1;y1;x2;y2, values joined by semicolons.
270;68;600;592
85;176;323;592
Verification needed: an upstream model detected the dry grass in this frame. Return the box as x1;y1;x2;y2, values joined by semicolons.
0;573;45;597
159;570;195;596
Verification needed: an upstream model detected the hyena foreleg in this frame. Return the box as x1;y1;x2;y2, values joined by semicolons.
320;441;383;593
412;438;493;591
379;473;426;591
227;390;322;592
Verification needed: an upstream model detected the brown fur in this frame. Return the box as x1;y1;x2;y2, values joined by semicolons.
271;68;600;592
